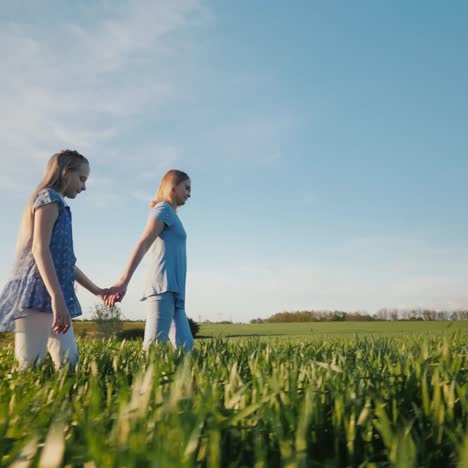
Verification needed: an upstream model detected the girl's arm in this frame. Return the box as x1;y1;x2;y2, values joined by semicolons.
32;203;70;334
74;266;106;300
106;217;165;305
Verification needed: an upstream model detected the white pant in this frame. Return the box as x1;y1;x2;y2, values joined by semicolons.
14;310;78;370
144;292;194;352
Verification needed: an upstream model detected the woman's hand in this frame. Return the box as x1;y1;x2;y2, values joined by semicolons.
104;282;128;307
51;295;71;334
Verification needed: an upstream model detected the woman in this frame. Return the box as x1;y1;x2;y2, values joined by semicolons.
0;150;107;368
107;170;194;351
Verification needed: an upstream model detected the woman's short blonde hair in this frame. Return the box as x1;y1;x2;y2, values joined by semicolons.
150;170;190;208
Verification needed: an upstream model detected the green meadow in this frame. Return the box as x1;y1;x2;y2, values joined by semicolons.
0;321;467;467
2;320;467;344
197;320;468;338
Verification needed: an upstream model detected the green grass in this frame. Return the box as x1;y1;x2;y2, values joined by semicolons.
1;320;467;346
197;320;468;338
0;328;467;466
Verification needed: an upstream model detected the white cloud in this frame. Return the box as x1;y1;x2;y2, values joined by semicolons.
0;0;206;182
130;190;153;203
67;0;206;73
0;173;32;196
132;143;181;178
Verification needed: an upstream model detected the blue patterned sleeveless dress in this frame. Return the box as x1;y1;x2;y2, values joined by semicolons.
0;188;82;332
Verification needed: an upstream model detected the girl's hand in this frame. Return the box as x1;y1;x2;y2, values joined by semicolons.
96;287;111;303
51;296;71;334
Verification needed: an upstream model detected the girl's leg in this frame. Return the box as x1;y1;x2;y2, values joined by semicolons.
47;322;79;369
14;310;51;369
143;292;175;350
170;308;194;352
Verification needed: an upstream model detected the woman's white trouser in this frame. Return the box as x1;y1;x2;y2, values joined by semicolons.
14;309;78;370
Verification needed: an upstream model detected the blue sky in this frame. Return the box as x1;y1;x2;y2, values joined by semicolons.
0;1;467;322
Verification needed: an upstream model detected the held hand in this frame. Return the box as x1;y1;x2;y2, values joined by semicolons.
97;287;122;307
51;296;71;334
105;293;121;307
104;283;128;307
96;287;111;304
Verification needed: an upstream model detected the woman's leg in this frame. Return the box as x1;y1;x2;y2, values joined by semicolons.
14;310;51;369
143;292;175;350
170;308;194;352
47;322;79;369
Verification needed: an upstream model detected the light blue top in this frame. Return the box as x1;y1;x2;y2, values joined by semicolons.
0;188;81;332
141;202;187;309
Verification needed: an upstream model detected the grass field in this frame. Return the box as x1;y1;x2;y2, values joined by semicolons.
196;321;468;338
0;322;467;466
1;320;467;344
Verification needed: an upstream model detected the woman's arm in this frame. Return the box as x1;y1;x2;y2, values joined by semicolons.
106;216;165;305
32;203;70;334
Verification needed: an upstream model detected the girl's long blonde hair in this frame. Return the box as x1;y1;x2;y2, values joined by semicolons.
16;150;88;253
150;170;190;209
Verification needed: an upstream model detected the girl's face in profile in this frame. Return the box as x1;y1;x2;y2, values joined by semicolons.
173;178;191;207
63;163;90;199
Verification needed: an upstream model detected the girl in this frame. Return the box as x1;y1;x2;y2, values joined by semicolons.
0;150;107;369
107;170;194;352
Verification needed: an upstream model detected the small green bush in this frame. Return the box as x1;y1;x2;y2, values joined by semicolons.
91;303;123;338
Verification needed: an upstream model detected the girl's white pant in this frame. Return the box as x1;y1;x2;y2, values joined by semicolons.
14;309;78;370
144;292;194;352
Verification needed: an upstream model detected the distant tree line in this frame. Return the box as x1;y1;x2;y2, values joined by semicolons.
373;308;468;321
250;309;468;323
